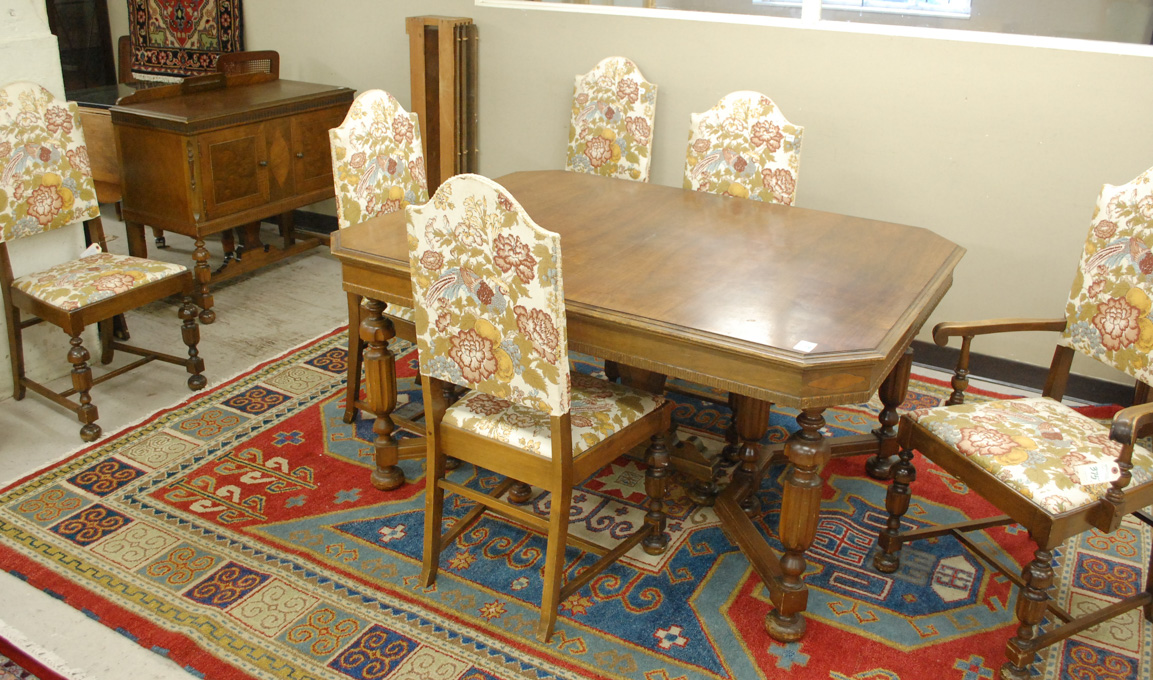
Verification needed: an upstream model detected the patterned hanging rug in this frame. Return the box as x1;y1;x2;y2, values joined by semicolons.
127;0;245;81
0;329;1147;679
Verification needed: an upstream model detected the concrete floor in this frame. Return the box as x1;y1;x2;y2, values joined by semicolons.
0;209;348;679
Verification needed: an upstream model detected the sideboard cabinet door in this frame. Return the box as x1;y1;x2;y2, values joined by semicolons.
198;122;272;220
291;107;347;195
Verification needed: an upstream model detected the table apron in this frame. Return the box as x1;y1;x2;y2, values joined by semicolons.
340;261;914;409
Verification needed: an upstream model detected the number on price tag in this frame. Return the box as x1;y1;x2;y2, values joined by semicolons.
1074;461;1120;486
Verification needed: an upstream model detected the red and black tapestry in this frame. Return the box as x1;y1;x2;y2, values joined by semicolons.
126;0;244;80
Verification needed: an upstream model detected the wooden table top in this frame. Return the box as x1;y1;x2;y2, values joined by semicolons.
332;170;964;408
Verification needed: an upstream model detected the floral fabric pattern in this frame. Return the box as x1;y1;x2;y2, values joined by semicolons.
908;396;1153;515
330;89;427;324
565;57;658;183
329;90;428;230
1060;166;1153;385
683;91;803;205
0;83;100;243
444;372;666;458
407;174;570;415
13;252;187;310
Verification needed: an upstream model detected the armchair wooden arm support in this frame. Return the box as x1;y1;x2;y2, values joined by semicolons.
932;318;1067;405
932;317;1067;346
1109;401;1153;446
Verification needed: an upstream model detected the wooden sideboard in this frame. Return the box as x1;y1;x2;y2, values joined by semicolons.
111;73;354;320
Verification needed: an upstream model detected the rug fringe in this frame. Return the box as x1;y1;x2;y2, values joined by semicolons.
0;616;94;680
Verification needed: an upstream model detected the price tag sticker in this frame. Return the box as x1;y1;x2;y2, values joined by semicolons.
1075;461;1120;486
793;340;817;353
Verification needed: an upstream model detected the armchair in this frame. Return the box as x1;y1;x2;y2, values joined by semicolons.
873;167;1153;678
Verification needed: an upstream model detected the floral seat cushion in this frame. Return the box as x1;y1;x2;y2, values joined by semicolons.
13;252;187;310
443;372;666;458
908;396;1153;515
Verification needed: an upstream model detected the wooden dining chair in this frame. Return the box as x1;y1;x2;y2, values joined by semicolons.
873;166;1153;679
0;82;206;441
408;174;673;642
565;56;657;182
678;90;806;458
684;90;804;205
328;89;427;425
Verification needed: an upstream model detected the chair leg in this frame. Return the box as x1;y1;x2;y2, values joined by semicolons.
151;227;166;249
508;481;533;504
538;486;572;643
421;452;447;588
6;306;25;400
722;391;740;464
1001;548;1054;680
603;359;620;382
97;319;115;364
1146;536;1153;623
344;292;364;424
68;334;100;442
179;297;207;390
873;444;916;573
643;430;671;555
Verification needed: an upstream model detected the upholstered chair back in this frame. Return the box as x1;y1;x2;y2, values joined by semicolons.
565;56;657;182
329;90;429;229
0;82;101;243
683;90;804;206
1059;165;1153;384
407;174;570;415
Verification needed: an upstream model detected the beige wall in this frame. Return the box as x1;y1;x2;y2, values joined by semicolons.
0;0;88;399
105;0;1153;388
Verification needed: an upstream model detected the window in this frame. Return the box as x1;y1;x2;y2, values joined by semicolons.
758;1;971;18
490;1;1153;46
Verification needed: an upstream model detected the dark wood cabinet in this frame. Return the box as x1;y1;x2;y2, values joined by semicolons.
111;76;354;316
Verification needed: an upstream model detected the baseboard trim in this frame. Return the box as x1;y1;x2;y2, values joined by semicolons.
292;210;338;242
911;340;1135;407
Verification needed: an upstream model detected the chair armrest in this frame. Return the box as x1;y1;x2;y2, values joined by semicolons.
932;318;1067;347
1109;401;1153;447
931;317;1066;406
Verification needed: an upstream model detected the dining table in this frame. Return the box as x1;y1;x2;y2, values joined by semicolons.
329;169;965;642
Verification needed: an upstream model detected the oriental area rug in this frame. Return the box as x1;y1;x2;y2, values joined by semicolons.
0;328;1148;680
127;0;245;81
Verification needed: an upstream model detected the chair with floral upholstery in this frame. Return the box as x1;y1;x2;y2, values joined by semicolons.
0;81;206;441
328;89;427;425
408;173;673;642
872;166;1153;679
565;56;657;182
658;91;805;464
684;90;803;205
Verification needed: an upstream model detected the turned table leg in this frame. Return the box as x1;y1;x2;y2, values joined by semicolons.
866;347;913;480
765;408;830;642
732;394;773;516
362;298;404;490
